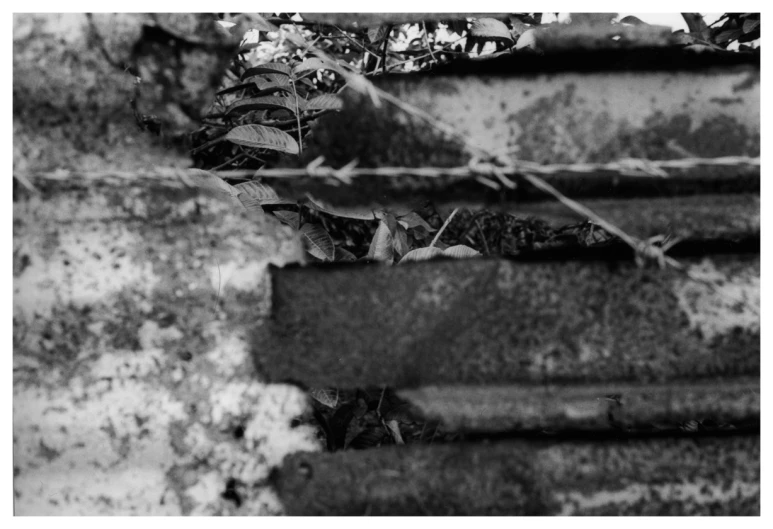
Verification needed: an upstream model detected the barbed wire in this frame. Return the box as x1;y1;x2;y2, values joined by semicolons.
18;154;760;185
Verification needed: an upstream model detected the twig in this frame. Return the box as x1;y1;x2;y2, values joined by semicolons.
475;217;491;255
210;152;247;171
422;21;438;62
381;24;392;76
430;207;460;248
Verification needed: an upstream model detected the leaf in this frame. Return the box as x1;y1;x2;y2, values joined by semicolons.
249;14;279;33
397;211;437;232
443;245;481;259
469;18;513;41
305;196;375;220
334;247;357;262
508;16;531;36
742;18;760;34
186;169;239;197
619;15;648;26
515;29;538;51
309;387;339;408
273;210;300;229
299;223;335;261
367;220;394;263
392;224;410;257
715;28;744;44
292;57;342;77
241;62;292;78
306;94;343;111
348;427;386;450
225;96;304;116
225;124;299;155
399;247;443;263
217;81;292;97
284;31;308;49
234;181;294;206
384;420;405;445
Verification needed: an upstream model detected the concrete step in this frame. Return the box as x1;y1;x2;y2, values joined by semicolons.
275;434;760;515
255;252;759;388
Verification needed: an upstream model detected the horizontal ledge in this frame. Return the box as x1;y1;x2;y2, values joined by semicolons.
255;254;759;387
275;434;760;515
399;376;760;434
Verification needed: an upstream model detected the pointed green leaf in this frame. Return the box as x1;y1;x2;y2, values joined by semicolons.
217;81;292;97
743;18;760;34
241;62;292;79
619;15;648;26
399;246;443;263
367;220;394;263
225;125;299;155
292;57;343;77
306;94;343;112
225;96;304;116
299;223;335;261
470;18;513;41
443;245;481;259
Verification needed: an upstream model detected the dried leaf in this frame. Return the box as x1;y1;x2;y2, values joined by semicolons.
348;427;386;450
443;245;481;259
397;211;437;232
515;29;538;51
225;124;300;155
273;210;300;229
186;169;240;197
234;181;294;206
399;247;443;263
334;247;357;262
305;196;375;220
309;387;339;408
392;224;410;257
367;220;394;263
470;18;513;41
299;223;335;261
306;94;344;111
384;420;405;445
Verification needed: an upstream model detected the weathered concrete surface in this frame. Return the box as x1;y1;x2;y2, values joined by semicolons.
275;435;760;515
263;166;759;207
303;59;759;169
13;178;318;514
400;377;759;433
13;14;237;175
492;193;759;241
255;253;759;388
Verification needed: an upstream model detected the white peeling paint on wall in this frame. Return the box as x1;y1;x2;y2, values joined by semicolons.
13;224;158;319
673;259;760;342
555;479;760;515
14;321;320;515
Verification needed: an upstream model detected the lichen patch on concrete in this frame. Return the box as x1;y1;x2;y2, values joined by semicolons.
556;479;760;515
673;258;759;342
